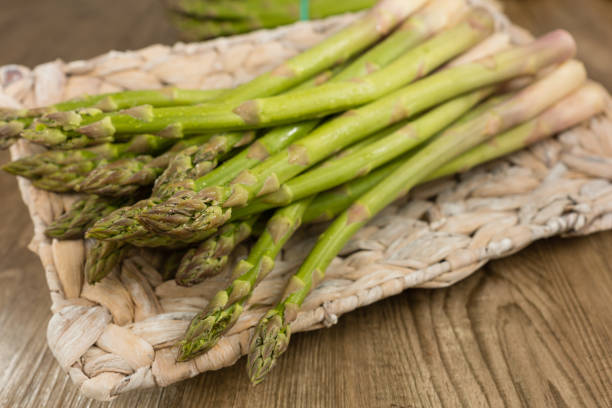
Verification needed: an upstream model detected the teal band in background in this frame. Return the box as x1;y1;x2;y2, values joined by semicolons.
300;0;310;20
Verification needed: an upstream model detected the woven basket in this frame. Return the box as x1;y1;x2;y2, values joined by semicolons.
3;4;612;402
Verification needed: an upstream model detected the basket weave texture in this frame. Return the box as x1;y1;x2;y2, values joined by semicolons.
2;7;612;402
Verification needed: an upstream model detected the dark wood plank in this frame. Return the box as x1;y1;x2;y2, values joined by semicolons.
1;1;611;407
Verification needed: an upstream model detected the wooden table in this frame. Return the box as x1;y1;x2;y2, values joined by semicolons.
1;1;611;406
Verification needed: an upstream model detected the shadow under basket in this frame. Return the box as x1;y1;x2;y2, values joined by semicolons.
2;5;612;402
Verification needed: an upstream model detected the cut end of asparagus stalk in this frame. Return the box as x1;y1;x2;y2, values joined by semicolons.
247;308;290;385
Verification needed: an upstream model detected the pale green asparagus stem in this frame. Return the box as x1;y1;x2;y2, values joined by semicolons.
235;86;495;216
303;83;607;224
246;58;586;383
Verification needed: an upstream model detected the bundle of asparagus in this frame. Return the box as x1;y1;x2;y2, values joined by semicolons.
2;0;607;385
165;0;379;40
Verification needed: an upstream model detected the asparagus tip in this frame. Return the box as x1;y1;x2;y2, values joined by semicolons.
175;255;227;287
0;120;25;138
22;126;68;146
247;309;290;385
137;190;231;238
85;240;127;284
177;303;242;361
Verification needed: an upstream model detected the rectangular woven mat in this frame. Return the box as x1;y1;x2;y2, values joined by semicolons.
2;5;612;402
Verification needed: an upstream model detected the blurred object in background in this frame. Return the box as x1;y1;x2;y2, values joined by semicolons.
165;0;378;40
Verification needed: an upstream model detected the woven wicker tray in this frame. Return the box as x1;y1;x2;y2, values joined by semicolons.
2;5;612;402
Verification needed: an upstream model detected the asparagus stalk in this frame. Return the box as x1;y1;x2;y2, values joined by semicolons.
167;0;377;24
46;195;137;239
137;30;576;240
3;133;175;193
175;216;260;287
246;58;587;384
169;14;263;41
84;130;250;241
28;0;422;146
303;83;606;224
178;197;313;361
234;86;495;217
86;1;458;240
3;88;227;120
174;122;415;287
0;88;227;149
41;8;489;138
428;82;608;179
152;131;257;198
190;0;468;191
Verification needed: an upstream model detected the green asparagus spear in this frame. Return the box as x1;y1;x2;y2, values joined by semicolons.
86;2;453;240
234;86;495;217
38;8;488;138
0;120;25;149
185;0;467;190
137;30;576;240
46;195;138;239
0;88;227;149
27;0;422;146
178;197;313;361
427;82;607;179
246;57;586;384
303;83;606;224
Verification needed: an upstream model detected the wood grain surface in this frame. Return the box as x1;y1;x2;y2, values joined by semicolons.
1;1;611;407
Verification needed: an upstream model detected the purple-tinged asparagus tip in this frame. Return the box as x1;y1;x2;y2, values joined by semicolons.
137;190;232;240
247;309;290;385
